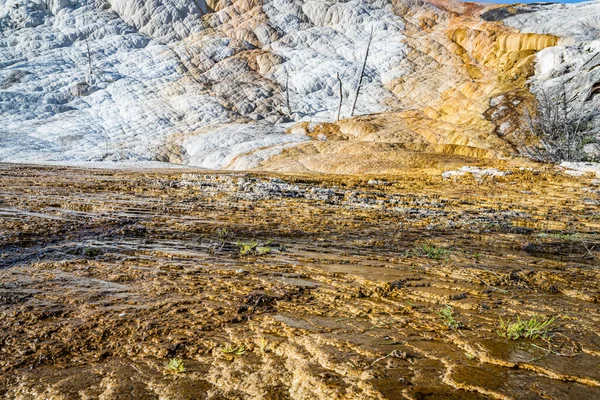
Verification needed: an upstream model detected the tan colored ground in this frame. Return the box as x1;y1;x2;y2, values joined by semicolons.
0;163;599;399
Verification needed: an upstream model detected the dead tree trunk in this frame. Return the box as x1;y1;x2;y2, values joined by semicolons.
85;38;93;77
285;69;292;117
336;72;343;121
350;27;373;117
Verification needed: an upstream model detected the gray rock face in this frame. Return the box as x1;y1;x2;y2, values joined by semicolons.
504;1;600;148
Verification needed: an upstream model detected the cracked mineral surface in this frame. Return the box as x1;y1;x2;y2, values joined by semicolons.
2;0;600;398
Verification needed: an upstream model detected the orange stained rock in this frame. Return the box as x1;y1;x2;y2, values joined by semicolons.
171;0;565;174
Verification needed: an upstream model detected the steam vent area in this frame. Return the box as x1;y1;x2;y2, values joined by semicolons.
1;0;600;399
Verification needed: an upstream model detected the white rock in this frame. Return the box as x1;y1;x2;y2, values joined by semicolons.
583;143;600;160
442;166;510;180
182;124;308;170
0;0;409;167
560;161;600;178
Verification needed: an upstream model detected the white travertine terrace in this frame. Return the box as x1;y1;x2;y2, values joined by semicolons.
0;0;598;170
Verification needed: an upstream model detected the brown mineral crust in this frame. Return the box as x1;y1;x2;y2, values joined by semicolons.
0;163;599;398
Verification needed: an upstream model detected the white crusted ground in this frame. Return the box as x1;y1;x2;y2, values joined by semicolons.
560;161;600;178
0;0;410;169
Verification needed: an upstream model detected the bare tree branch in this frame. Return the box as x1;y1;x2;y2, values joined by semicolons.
526;79;596;163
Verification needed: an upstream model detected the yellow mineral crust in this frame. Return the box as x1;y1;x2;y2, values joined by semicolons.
269;4;557;173
173;1;563;174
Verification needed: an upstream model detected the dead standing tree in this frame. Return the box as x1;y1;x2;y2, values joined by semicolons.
285;68;292;117
85;38;93;77
336;72;343;122
276;68;292;119
350;27;373;117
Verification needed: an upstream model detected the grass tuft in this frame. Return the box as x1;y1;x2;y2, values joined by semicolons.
216;227;232;242
436;305;462;329
417;244;450;260
498;315;555;340
237;241;271;256
83;247;101;257
221;344;247;355
237;241;258;256
255;246;271;256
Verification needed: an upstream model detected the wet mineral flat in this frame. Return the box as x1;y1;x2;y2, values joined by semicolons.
0;164;599;399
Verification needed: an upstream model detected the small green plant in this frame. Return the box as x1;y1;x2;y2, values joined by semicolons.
255;246;271;255
537;232;578;240
436;305;462;329
237;241;272;256
418;244;450;260
83;247;101;257
238;241;258;256
498;315;555;340
258;337;269;353
165;358;186;374
221;344;247;355
216;227;232;242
